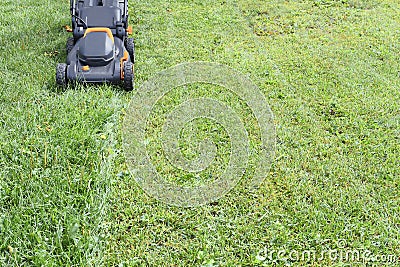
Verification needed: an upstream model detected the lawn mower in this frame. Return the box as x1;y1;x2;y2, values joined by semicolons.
56;0;135;91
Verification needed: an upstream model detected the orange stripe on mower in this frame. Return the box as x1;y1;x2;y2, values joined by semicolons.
120;51;129;79
84;28;114;43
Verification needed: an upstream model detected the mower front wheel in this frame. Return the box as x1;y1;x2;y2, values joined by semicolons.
56;63;68;87
123;62;134;91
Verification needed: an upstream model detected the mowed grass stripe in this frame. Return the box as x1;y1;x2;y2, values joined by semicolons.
107;0;399;266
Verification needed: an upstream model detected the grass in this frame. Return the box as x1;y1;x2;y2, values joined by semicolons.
0;0;399;266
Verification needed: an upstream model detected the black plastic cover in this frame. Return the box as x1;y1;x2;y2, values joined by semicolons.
79;6;121;28
78;32;115;66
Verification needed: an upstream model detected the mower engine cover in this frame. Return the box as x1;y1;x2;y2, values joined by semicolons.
78;32;115;66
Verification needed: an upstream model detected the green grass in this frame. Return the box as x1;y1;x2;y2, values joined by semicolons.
1;0;399;266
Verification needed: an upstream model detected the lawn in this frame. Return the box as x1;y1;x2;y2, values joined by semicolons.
0;0;399;266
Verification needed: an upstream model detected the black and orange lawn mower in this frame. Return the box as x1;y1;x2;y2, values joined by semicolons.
56;0;135;91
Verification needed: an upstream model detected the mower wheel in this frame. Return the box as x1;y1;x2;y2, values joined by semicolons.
125;38;135;63
66;37;75;54
123;62;134;91
56;63;68;87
